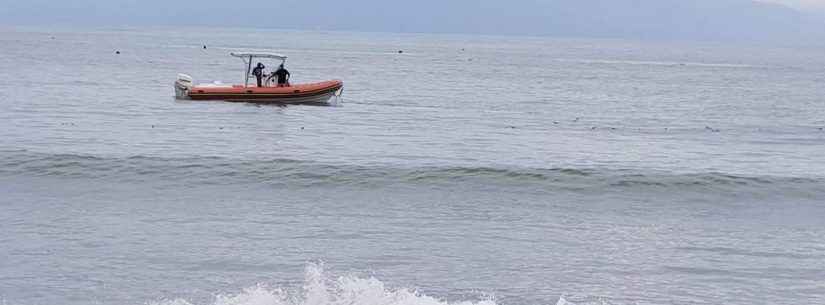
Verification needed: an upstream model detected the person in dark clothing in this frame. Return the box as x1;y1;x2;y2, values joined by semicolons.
252;63;266;87
274;64;290;87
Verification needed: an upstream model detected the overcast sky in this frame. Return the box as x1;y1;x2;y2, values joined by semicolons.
766;0;825;11
1;0;823;43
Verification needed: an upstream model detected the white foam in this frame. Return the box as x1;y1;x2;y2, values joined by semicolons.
555;296;575;305
150;263;496;305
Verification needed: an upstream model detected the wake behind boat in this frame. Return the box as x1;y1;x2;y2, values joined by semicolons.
175;52;343;104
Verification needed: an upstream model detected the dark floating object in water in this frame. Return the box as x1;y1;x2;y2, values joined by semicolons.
115;51;121;54
705;126;721;132
398;50;403;54
203;45;207;49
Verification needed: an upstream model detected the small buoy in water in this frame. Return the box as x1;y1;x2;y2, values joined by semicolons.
398;50;403;54
115;51;120;54
203;45;207;49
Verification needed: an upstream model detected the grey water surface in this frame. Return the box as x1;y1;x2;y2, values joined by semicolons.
1;27;824;305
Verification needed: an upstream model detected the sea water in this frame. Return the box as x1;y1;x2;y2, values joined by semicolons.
1;26;824;305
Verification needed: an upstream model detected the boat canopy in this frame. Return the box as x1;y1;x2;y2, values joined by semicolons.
230;51;288;87
230;52;287;61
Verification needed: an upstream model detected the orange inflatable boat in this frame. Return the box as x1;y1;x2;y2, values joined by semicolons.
175;52;343;104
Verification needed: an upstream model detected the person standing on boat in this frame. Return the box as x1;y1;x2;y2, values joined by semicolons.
252;63;266;87
274;64;290;87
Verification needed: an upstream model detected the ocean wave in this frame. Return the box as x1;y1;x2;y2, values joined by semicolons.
148;263;497;305
555;58;760;69
140;264;623;305
1;150;822;195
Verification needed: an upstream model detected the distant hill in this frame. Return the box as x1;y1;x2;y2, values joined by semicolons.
3;0;824;43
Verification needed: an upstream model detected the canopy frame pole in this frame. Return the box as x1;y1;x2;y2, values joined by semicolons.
244;56;253;87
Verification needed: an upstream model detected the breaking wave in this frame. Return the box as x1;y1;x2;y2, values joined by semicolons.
142;264;622;305
1;150;823;196
148;263;498;305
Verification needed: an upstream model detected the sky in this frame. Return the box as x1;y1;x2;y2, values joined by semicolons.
1;0;824;42
767;0;825;11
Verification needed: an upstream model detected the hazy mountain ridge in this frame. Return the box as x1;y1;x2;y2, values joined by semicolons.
2;0;823;42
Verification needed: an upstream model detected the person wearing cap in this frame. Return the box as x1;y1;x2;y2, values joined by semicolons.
252;63;266;87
